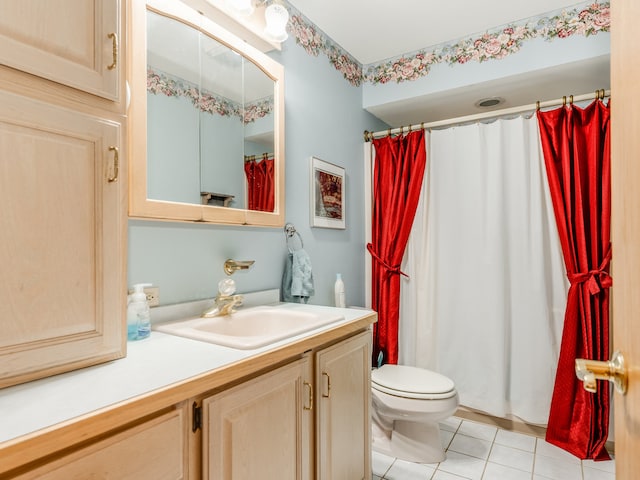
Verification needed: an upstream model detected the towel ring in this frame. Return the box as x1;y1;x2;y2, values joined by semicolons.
284;223;304;253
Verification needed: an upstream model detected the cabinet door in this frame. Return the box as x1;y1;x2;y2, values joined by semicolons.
0;89;125;388
0;0;121;101
203;357;313;480
15;406;188;480
316;331;372;480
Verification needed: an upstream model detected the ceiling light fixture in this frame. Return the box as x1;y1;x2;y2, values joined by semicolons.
264;1;289;42
226;0;255;16
224;0;290;43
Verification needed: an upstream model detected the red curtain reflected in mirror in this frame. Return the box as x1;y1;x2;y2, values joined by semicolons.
244;153;275;212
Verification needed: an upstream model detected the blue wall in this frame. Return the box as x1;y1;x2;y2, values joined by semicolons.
128;36;388;307
131;3;609;308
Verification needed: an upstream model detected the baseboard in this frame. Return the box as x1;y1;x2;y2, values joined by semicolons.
454;407;547;439
454;406;615;455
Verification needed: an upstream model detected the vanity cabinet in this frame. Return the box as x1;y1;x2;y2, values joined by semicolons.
203;357;314;479
201;331;371;480
316;331;372;480
14;406;189;480
0;1;127;388
0;314;376;478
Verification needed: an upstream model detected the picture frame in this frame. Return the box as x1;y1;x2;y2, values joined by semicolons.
310;156;345;229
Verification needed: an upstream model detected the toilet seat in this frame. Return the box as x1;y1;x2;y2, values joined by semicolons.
372;364;456;400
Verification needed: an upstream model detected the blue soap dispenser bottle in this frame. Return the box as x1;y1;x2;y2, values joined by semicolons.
127;283;152;341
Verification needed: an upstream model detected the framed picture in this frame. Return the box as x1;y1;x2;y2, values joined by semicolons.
310;157;345;229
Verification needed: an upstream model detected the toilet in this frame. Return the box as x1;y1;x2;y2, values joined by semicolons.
371;364;459;464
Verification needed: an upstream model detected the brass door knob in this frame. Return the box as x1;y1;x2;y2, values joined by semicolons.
575;350;627;395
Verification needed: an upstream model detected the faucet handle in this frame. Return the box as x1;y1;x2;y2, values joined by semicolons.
218;278;236;296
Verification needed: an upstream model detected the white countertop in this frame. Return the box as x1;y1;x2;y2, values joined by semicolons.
0;302;374;445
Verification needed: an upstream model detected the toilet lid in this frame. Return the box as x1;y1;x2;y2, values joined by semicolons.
372;364;455;398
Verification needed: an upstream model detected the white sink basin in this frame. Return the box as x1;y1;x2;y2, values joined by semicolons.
153;305;345;349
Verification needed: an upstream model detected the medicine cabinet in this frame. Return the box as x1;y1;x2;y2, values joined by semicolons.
128;0;285;226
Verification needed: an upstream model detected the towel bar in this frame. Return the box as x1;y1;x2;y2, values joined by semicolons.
284;223;304;253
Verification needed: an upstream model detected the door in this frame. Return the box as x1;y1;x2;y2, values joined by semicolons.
14;407;187;480
611;0;640;477
0;90;125;388
203;357;313;480
0;0;121;101
316;331;371;480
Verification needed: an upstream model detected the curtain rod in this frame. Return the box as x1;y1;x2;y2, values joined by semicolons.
364;89;611;142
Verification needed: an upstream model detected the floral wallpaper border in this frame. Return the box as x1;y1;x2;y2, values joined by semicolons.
285;1;610;87
287;6;363;87
147;68;273;124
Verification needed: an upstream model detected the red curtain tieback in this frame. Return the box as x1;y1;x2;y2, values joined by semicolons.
567;246;613;295
366;243;409;278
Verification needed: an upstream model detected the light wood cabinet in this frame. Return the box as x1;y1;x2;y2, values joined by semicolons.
201;331;371;480
128;0;285;226
15;406;189;480
316;331;372;480
0;1;127;388
0;0;121;102
203;357;314;480
0;317;375;477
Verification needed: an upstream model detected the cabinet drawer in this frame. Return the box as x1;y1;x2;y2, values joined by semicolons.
16;408;187;480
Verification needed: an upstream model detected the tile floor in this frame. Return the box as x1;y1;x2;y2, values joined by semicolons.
372;416;615;480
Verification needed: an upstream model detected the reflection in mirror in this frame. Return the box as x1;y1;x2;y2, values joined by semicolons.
199;31;245;209
146;11;201;204
145;8;276;212
243;59;276;212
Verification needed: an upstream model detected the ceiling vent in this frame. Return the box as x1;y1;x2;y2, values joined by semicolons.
475;97;504;108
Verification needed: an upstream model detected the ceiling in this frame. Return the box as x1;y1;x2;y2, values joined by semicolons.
285;0;611;126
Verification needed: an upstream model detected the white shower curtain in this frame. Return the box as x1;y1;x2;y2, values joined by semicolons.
398;115;568;424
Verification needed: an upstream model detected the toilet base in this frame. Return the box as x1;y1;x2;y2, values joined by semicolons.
372;419;446;464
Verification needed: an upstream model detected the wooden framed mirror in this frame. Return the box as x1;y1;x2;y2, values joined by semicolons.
128;0;285;226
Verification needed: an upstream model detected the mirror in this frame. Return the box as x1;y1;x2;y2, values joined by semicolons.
129;0;284;226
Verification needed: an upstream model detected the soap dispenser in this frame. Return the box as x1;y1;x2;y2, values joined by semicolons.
127;283;152;341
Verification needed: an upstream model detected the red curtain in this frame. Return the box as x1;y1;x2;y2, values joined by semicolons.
537;99;611;460
368;130;427;365
244;156;275;212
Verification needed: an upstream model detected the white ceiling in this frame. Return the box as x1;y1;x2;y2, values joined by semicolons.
285;0;611;127
286;0;590;65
